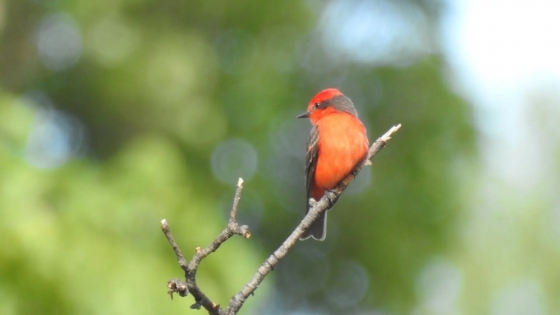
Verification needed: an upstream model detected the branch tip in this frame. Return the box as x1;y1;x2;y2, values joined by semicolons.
387;124;401;136
237;178;244;187
378;124;401;141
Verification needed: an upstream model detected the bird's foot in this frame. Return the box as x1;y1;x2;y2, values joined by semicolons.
324;190;338;207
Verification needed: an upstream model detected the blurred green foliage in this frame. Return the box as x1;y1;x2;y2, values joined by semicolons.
0;100;264;314
0;0;475;314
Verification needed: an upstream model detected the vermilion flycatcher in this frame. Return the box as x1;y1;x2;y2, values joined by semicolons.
297;88;369;241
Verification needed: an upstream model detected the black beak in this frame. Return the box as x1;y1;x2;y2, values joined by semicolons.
296;111;310;119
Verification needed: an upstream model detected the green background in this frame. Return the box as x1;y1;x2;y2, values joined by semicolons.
2;1;556;315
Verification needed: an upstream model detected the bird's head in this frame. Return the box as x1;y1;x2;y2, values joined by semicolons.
297;88;358;124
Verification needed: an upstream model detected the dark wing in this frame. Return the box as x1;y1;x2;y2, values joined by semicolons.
301;124;327;241
304;124;320;210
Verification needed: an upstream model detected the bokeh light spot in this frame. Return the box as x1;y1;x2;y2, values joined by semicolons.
88;14;140;67
326;260;369;308
22;91;85;169
36;12;82;71
415;258;462;315
211;139;258;185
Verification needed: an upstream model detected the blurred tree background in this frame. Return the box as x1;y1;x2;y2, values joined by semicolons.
2;0;559;314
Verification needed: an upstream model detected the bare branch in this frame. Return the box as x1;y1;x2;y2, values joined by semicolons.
162;124;401;315
162;178;250;315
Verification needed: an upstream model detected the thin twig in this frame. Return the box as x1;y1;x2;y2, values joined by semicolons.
229;178;244;224
161;220;188;271
224;124;401;314
162;178;250;315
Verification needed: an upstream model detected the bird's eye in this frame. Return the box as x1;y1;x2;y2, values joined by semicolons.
314;102;320;108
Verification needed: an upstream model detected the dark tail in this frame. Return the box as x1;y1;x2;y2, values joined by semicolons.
300;211;327;241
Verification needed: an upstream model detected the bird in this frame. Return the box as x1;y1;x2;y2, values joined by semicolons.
297;88;369;241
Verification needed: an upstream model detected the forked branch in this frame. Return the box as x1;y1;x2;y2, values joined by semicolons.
162;124;402;315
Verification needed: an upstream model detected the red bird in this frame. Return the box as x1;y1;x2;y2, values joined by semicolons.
297;88;369;241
